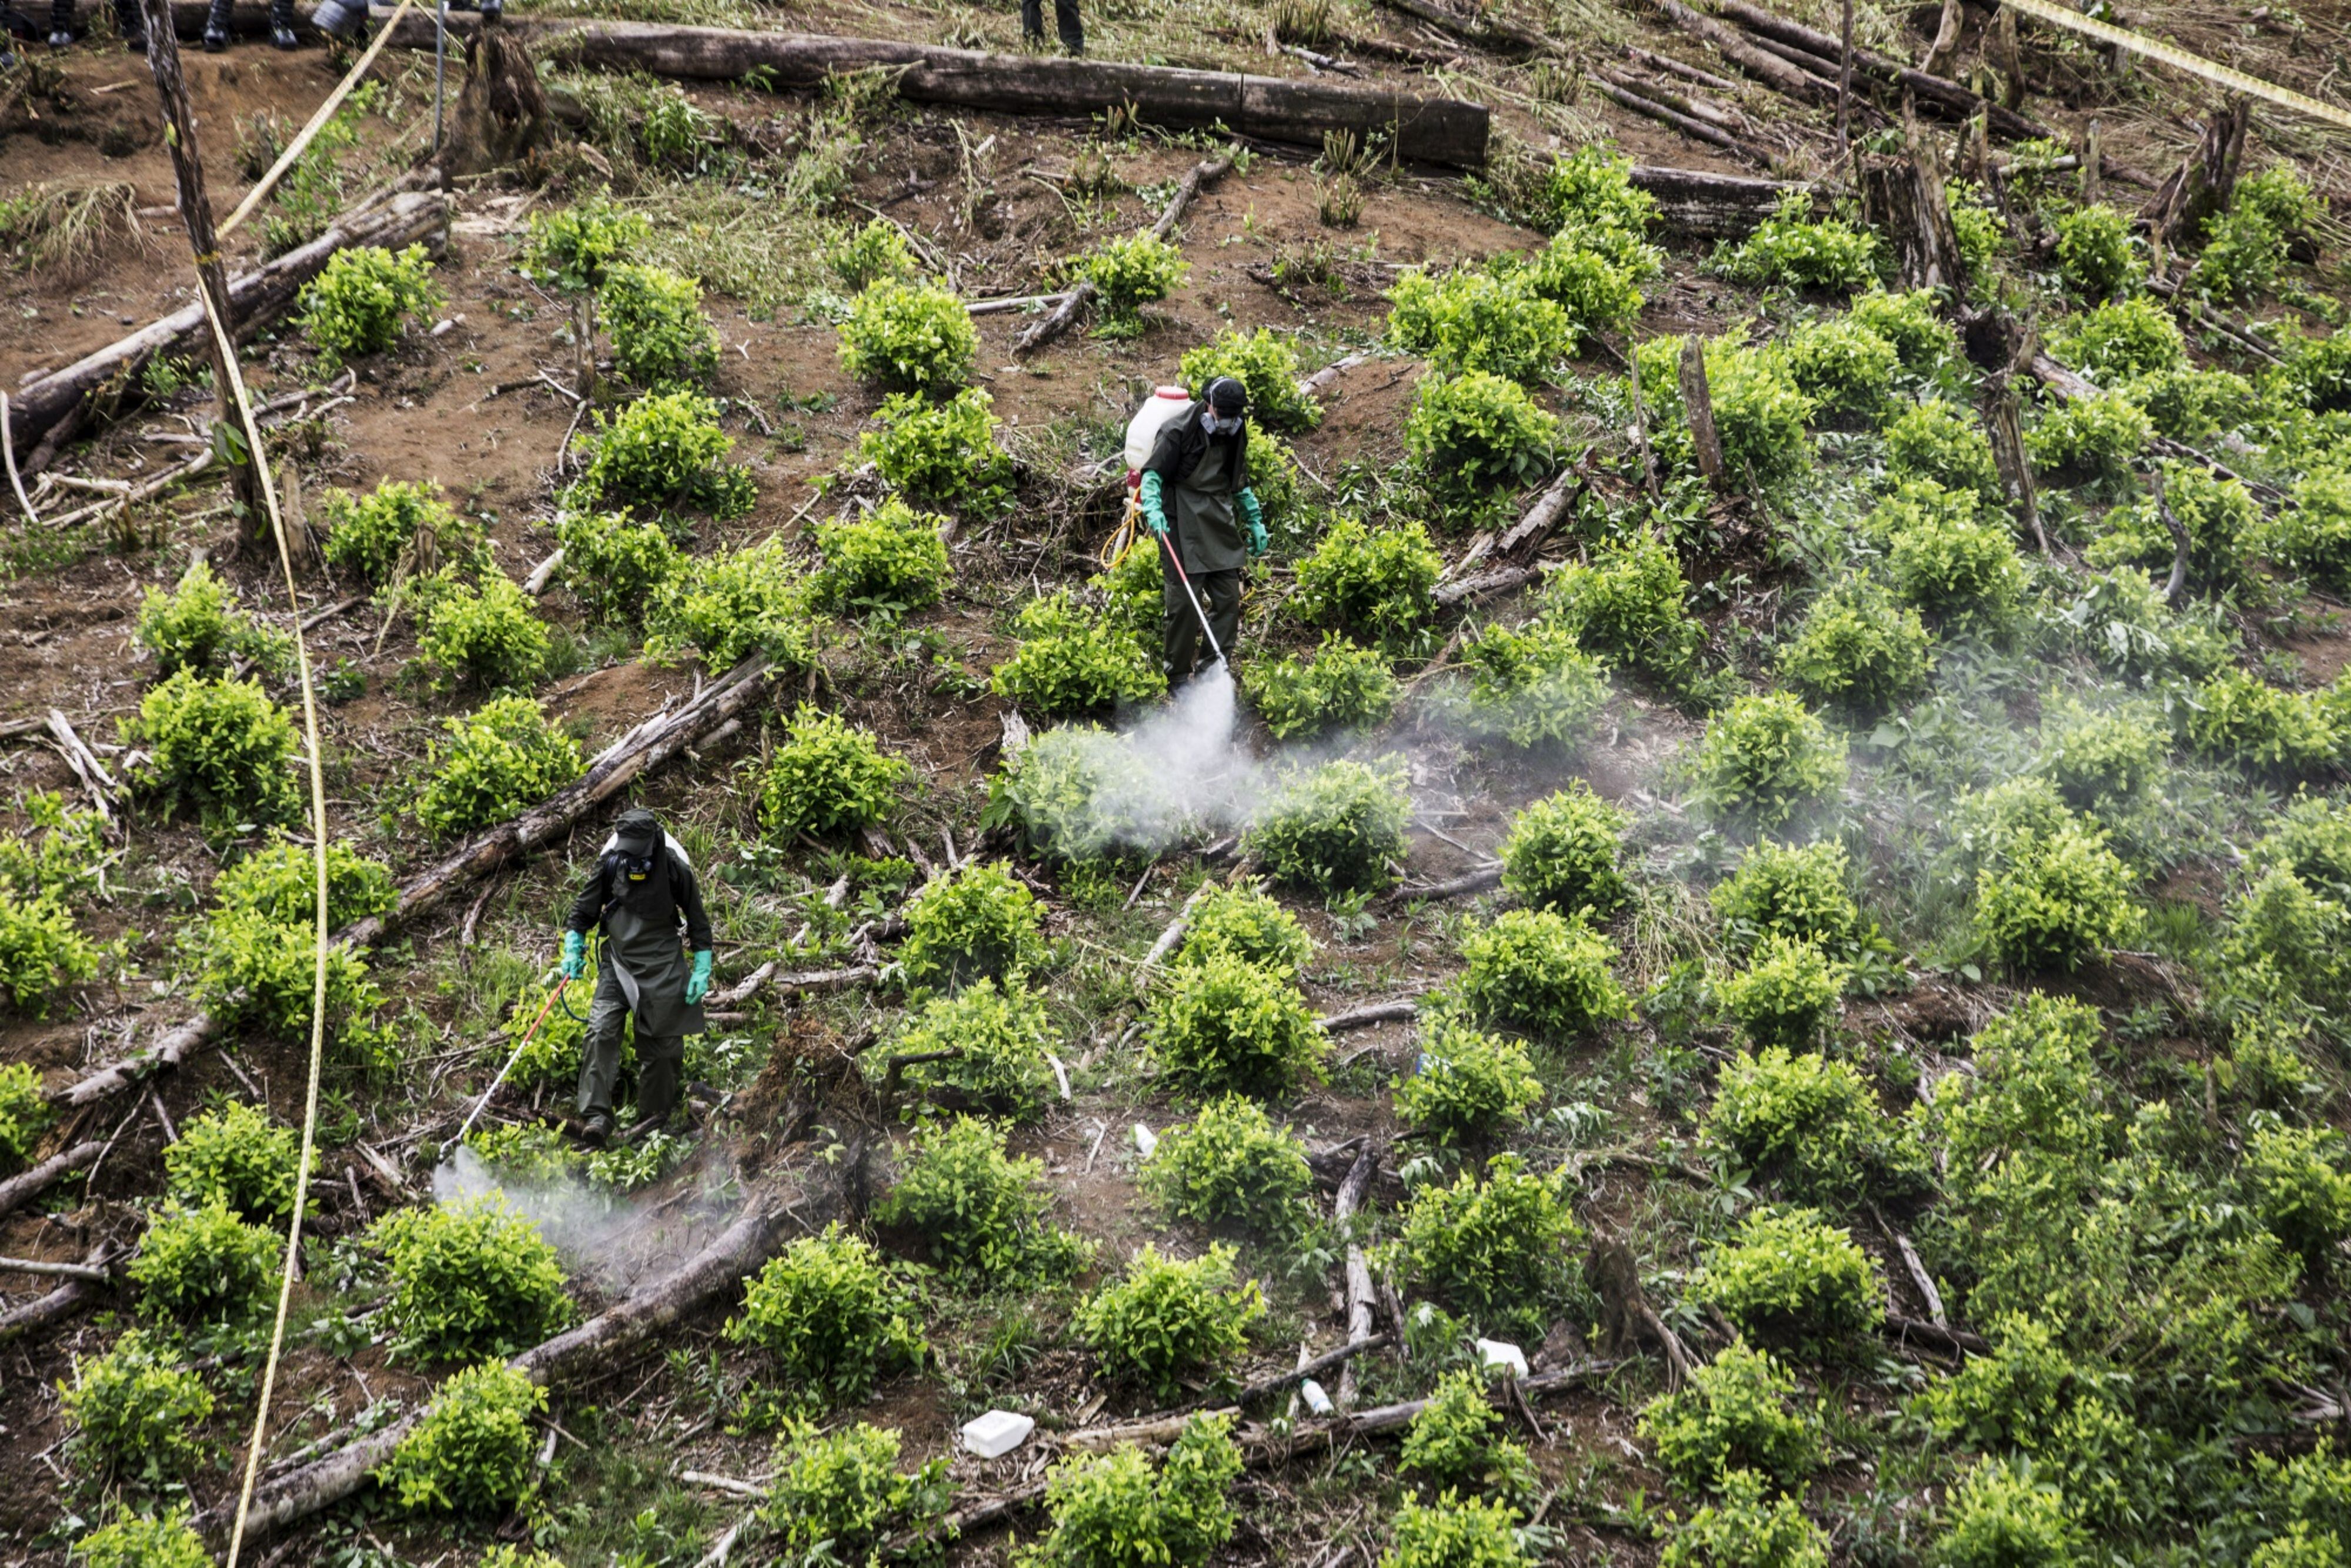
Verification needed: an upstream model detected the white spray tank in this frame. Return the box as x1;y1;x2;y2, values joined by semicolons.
1124;385;1193;496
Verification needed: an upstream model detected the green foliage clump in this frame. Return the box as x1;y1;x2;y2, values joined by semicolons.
1387;268;1578;383
134;561;288;678
1712;192;1881;292
1638;1342;1822;1492
213;840;396;930
2122;365;2259;444
1181;327;1321;432
2177;668;2342;778
1775;316;1898;419
1972;821;2140;972
1396;1018;1544;1144
758;707;910;840
2086;464;2259;591
1178;879;1315;978
163;1101;297;1222
1512;230;1647;342
1247;757;1412;896
1457;907;1629;1040
1387;1154;1584;1332
0;893;98;1015
0;791;107;906
1383;1496;1534;1568
59;1328;214;1485
2282;324;2351;413
2269;466;2351;592
414;696;583;839
990;590;1165;718
555;508;683;625
1148;952;1324;1099
1083;229;1190;327
1882;402;2003;504
0;1061;52;1167
857;388;1015;517
319;477;486;588
1026;1415;1243;1568
1458;619;1610;750
2250;792;2351;892
1878;481;2025;631
879;1115;1090;1282
1405;371;1558;492
986;724;1140;862
1534;145;1661;250
1711;839;1869;957
1848;287;1958;371
826;218;919;293
813;498;951;616
600;262;719;389
2188;166;2317;302
371;1195;571;1363
376;1362;547;1515
900;862;1044;991
2242;1120;2351;1272
890;978;1058;1118
2033;694;2166;819
297;242;442;363
1145;1094;1317;1235
416;571;551;693
1718;934;1844;1050
839;278;978;392
1934;1458;2086;1568
1293;516;1442;644
729;1224;927;1405
1688;1205;1884;1355
764;1417;953;1568
1499;782;1630;917
2054;204;2137;302
1243;636;1399;740
184;905;389;1061
1686;693;1846;834
2050;294;2188;383
2026;392;2154;480
124;670;299;831
71;1511;215;1568
1775;577;1931;717
1637;334;1814;489
520;195;650;293
1660;1469;1829;1568
577;389;757;521
646;535;820;675
130;1201;278;1323
1703;1046;1924;1206
1077;1245;1264;1399
1543;528;1705;686
1400;1369;1537;1500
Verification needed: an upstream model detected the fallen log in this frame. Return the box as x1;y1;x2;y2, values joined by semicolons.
1317;1000;1420;1032
372;12;1490;168
1652;0;1834;106
0;1139;108;1221
1433;563;1545;608
1703;0;2050;141
1333;1141;1378;1409
1368;0;1557;58
0;1244;122;1343
1589;75;1763;162
4;188;446;463
1018;149;1234;355
1387;865;1501;902
1625;163;1811;238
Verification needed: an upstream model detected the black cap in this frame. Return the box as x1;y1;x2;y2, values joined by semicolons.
615;808;660;850
1205;376;1248;415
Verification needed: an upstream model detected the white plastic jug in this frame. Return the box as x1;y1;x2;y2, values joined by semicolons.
1123;385;1193;481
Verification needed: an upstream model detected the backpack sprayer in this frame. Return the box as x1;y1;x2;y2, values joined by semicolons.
1108;386;1226;670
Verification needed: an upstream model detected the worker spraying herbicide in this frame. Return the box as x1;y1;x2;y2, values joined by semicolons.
1137;375;1268;689
561;808;712;1148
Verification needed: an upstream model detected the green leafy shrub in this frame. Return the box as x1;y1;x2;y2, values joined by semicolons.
0;790;107;905
1148;952;1324;1098
1180;327;1321;432
1246;757;1412;895
645;535;821;674
2054;204;2136;302
163;1101;297;1221
2033;694;2165;818
1775;577;1931;717
1703;1045;1925;1206
839;278;978;392
376;1362;546;1514
857;387;1015;516
813;497;951;615
1457;907;1629;1039
1077;1244;1264;1398
1543;528;1705;686
1405;370;1559;492
1396;1018;1543;1143
1387;1153;1584;1331
764;1417;953;1568
2282;324;2351;412
2269;465;2351;592
986;724;1151;862
521;194;650;295
416;571;552;692
1293;516;1441;644
185;905;389;1061
758;707;910;839
1776;316;1898;419
1458;618;1611;750
297;242;442;364
1686;693;1846;834
2049;294;2187;383
1243;636;1399;740
577;389;757;520
1660;1469;1829;1568
825;216;918;293
134;561;286;677
72;1511;214;1568
214;840;395;930
1934;1458;2086;1568
2177;668;2342;778
124;670;299;830
1877;480;2025;631
414;696;583;839
990;590;1165;717
729;1224;927;1404
1513;231;1647;342
1883;402;2003;504
1638;1342;1821;1492
1534;145;1661;249
319;477;486;587
1026;1414;1243;1568
1499;783;1630;917
889;978;1059;1118
2242;1120;2351;1272
555;508;683;625
0;894;98;1014
0;1060;52;1167
2026;392;2153;480
1848;287;1957;371
59;1328;214;1485
1144;1094;1316;1235
2251;793;2351;894
2086;463;2259;590
1178;879;1315;978
1383;1496;1533;1568
130;1201;278;1323
1710;839;1868;957
599;262;719;389
1712;192;1881;292
1717;934;1843;1050
2120;365;2259;444
1637;334;1814;489
900;862;1044;990
1688;1205;1884;1355
371;1194;571;1363
1387;268;1578;382
1083;229;1189;329
1400;1369;1537;1500
879;1115;1090;1282
1972;821;2140;972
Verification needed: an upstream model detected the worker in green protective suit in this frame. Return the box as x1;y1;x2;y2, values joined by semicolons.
561;808;713;1147
1138;375;1267;687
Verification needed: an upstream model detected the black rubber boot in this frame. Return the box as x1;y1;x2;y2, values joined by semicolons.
477;0;498;22
267;0;293;46
201;0;232;49
46;0;71;48
308;0;363;38
113;0;144;49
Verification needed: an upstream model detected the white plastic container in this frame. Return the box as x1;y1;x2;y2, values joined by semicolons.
1133;1122;1158;1158
960;1410;1036;1459
1123;386;1193;480
1475;1339;1528;1379
1297;1378;1335;1416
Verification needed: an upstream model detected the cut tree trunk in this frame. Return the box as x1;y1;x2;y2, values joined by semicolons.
1652;0;1834;105
448;24;551;176
1857;102;1965;292
1017;149;1233;355
1368;0;1559;56
1978;369;2046;553
1625;163;1811;237
1704;0;2051;140
1678;337;1730;497
2148;95;2250;248
1333;1141;1379;1409
370;12;1489;167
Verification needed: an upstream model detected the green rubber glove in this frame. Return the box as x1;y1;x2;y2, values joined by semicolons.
560;930;585;981
686;949;713;1005
1237;487;1267;556
1138;470;1169;536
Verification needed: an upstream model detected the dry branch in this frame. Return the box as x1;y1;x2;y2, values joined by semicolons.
1704;0;2051;140
0;1245;121;1342
1652;0;1834;106
1317;1000;1420;1032
1018;151;1234;355
0;1139;108;1221
1389;865;1501;902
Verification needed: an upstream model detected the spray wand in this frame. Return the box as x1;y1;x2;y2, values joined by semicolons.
455;974;572;1148
1156;530;1225;670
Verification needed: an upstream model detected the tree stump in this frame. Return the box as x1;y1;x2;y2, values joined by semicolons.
2148;95;2249;249
448;25;549;176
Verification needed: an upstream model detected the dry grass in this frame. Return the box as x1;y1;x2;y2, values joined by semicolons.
0;180;152;280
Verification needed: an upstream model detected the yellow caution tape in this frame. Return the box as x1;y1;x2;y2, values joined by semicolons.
1998;0;2351;132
